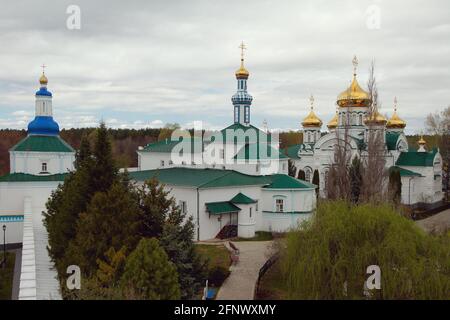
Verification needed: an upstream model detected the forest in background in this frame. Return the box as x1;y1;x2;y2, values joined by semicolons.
0;128;437;176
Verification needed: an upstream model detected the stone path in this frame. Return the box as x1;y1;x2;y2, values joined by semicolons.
416;208;450;233
216;241;274;300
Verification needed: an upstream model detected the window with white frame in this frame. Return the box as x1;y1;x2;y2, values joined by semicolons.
249;207;252;218
41;162;48;173
275;198;284;212
160;160;165;167
178;200;187;214
305;168;311;182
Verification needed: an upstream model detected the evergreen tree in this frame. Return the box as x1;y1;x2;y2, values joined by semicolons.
160;202;207;299
137;178;172;238
44;135;94;273
91;122;118;193
68;181;141;275
349;156;363;203
96;246;128;287
312;169;320;196
120;238;181;300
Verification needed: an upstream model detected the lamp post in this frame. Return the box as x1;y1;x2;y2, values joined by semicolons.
2;225;5;268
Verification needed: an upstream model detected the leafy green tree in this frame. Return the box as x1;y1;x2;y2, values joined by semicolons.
67;181;141;275
160;203;207;299
120;238;181;300
96;246;128;287
388;168;402;205
349;156;363;203
281;201;450;299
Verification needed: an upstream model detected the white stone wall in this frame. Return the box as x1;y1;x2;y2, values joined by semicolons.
10;151;74;175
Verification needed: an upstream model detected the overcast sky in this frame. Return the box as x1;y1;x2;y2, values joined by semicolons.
0;0;449;133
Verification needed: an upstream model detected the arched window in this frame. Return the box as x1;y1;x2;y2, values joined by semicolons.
304;167;312;182
359;114;363;125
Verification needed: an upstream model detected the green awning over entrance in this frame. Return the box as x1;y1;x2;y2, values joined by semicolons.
205;201;241;215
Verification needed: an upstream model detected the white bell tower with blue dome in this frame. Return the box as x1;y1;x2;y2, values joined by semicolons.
9;69;75;175
232;42;253;126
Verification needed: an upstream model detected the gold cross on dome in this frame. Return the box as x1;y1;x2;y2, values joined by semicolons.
309;95;314;110
394;96;398;111
239;41;247;60
41;63;46;74
352;55;358;75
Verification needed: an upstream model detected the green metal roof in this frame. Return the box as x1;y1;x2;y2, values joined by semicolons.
386;132;400;151
230;192;257;204
129;167;315;190
220;123;269;144
11;135;74;153
205;201;241;215
389;166;422;177
129;167;271;188
263;174;316;189
0;172;67;182
141;137;203;153
233;144;288;160
395;149;438;167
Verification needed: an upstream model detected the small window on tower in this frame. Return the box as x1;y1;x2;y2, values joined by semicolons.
41;162;48;173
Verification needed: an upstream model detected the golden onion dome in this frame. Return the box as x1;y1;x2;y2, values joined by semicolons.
418;136;426;145
235;59;249;79
386;110;406;129
39;73;48;85
337;56;371;107
327;112;338;129
386;98;406;129
302;95;322;127
302;110;322;127
364;111;387;126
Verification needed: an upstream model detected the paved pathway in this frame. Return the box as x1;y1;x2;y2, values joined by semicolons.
416;208;450;233
216;241;274;300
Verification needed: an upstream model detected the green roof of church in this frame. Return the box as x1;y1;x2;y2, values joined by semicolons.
0;172;68;182
389;166;422;177
395;149;438;167
11;135;74;153
263;174;316;189
205;201;241;215
128;167;314;190
141;137;204;153
233;144;288;160
230;192;257;204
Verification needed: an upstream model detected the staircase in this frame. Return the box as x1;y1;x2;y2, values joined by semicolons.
216;224;237;239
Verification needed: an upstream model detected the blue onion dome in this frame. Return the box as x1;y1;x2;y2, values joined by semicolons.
28;116;60;136
231;91;253;105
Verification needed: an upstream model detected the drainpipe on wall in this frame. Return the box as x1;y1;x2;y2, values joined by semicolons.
197;187;200;241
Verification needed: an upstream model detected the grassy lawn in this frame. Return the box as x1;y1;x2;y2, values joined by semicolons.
235;231;274;242
0;252;16;300
256;259;289;300
196;244;231;272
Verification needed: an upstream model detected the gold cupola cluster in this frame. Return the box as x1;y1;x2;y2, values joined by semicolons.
235;41;250;79
337;56;371;108
386;97;406;129
302;95;323;128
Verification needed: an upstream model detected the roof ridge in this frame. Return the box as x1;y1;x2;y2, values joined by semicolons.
198;170;233;188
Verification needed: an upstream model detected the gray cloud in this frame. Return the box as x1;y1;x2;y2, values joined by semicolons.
0;0;449;133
